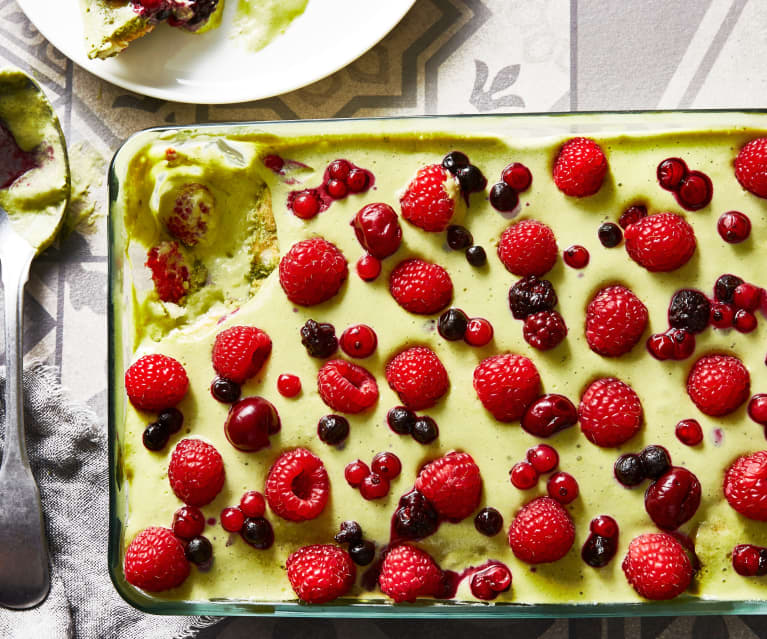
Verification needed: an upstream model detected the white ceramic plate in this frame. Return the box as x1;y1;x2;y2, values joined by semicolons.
17;0;415;104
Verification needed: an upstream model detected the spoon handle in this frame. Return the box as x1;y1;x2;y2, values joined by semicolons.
0;248;50;609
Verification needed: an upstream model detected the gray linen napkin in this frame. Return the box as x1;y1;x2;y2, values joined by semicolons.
0;363;221;639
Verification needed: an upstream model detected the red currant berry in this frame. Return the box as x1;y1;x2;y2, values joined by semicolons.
734;309;758;333
733;283;762;311
326;178;348;199
359;473;390;500
526;444;558;474
647;332;675;360
670;328;695;360
345;459;370;487
677;170;713;210
589;515;618;539
563;245;589;269
356;255;381;281
675;419;703;446
277;373;301;398
547;472;579;504
220;506;245;533
172;506;205;540
748;394;767;425
709;302;734;328
718;210;751;243
371;452;402;480
347;168;370;193
501;162;532;192
510;461;538;489
464;317;493;346
240;491;266;518
657;157;687;190
327;159;351;180
339;324;377;358
291;189;321;219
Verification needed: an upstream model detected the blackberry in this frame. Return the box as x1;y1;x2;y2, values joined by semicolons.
640;445;671;479
714;274;744;303
392;490;439;540
300;319;338;358
508;275;558;320
668;289;711;333
614;453;645;487
438;308;469;341
317;414;350;445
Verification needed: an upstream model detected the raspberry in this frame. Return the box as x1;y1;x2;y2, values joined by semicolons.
552;137;608;197
278;238;348;306
400;164;460;232
168;438;225;507
211;326;272;384
622;533;692;600
624;212;696;272
286;544;355;604
578;378;643;448
145;240;191;304
165;182;215;246
265;448;330;521
735;138;767;198
415;452;481;521
379;544;444;603
687;354;750;416
317;359;379;413
125;353;189;412
508;275;558;319
497;219;558;277
508;497;574;564
585;285;648;357
124;526;189;592
724;451;767;521
473;354;541;422
523;310;568;350
385;346;449;410
389;258;453;315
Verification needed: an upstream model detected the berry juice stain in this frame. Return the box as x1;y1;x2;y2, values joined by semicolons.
0;122;37;189
712;428;724;446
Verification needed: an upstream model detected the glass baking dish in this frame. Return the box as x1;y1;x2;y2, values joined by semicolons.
108;111;767;617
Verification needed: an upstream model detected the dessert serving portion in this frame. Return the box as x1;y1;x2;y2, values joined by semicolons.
110;114;767;613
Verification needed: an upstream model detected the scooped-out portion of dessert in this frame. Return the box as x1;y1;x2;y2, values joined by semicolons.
111;114;767;609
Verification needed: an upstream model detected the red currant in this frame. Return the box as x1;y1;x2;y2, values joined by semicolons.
748;394;767;425
240;491;266;518
356;255;381;281
344;460;370;487
501;162;532;192
526;444;558;473
327;159;351;180
675;419;703;446
710;302;734;328
220;506;245;533
277;373;301;398
734;309;757;333
547;472;578;504
347;168;370;193
589;515;618;538
339;324;377;358
563;245;589;269
326;178;348;199
510;461;538;489
464;317;493;346
733;283;762;311
359;473;390;500
371;452;402;480
291;189;321;219
717;210;751;243
172;506;205;540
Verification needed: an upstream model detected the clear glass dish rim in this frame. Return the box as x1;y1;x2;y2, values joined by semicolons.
107;109;767;618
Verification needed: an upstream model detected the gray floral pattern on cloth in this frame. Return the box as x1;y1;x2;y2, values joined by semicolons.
2;0;767;636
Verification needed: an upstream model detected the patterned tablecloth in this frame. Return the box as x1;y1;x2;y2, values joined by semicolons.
1;0;766;636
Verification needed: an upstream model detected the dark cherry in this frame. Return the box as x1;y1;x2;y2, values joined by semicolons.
614;454;645;487
350;540;376;566
351;203;402;259
446;225;473;250
521;394;578;438
563;245;589;269
339;324;377;358
640;445;671;479
676;170;713;210
356;255;381;281
300;319;338;358
598;222;623;248
158;407;184;434
317;414;350;445
211;377;241;403
442;151;470;175
508;275;557;320
371;452;402;480
456;165;487;193
438;308;469;341
734;309;758;333
714;274;744;303
668;289;711;333
474;507;503;536
241;517;274;549
172;505;205;540
143;421;170;451
335;520;363;545
392;490;439;541
710;302;734;328
644;466;701;530
185;536;213;565
412;416;439;444
657;157;688;190
466;245;487;266
733;544;767;576
489;182;519;212
225;397;281;451
718;211;751;243
581;534;618;568
501;162;532;192
387;406;416;435
470;563;512;600
618;204;647;229
547;472;579;504
676;419;704;446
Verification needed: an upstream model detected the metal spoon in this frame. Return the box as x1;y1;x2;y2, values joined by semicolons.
0;69;70;609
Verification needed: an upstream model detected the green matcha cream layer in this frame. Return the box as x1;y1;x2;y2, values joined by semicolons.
111;114;767;608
